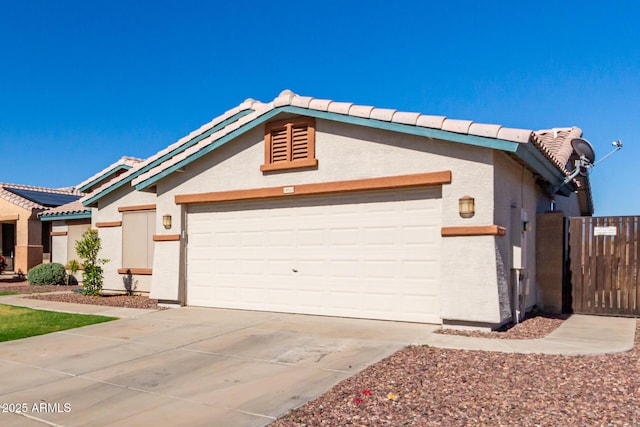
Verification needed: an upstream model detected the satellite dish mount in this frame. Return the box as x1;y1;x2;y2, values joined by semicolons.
551;138;622;195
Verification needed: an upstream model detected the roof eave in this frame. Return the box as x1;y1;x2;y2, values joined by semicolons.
39;211;91;221
134;105;522;191
514;143;573;197
82;108;255;207
77;165;132;193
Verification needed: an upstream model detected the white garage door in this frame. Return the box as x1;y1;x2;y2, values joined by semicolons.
186;187;442;323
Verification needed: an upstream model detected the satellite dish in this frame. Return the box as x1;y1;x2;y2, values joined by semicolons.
550;137;621;197
571;138;596;165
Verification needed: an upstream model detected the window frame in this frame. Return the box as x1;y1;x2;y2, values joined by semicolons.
260;116;318;172
120;209;155;275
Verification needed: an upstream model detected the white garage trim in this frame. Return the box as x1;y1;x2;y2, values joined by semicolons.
185;187;443;323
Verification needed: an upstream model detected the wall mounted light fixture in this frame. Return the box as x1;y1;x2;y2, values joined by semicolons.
162;214;172;229
458;196;475;218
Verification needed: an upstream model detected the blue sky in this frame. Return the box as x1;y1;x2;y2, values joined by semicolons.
1;1;638;216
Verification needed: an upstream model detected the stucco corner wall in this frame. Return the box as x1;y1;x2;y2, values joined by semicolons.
150;239;182;301
440;235;504;324
493;152;546;318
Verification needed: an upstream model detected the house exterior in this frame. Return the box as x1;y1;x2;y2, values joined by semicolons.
82;90;592;329
39;157;142;271
0;183;83;273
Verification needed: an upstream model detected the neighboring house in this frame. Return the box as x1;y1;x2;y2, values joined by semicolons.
0;183;82;273
82;90;592;329
39;157;142;269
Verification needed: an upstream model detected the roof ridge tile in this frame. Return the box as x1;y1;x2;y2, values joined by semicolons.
416;115;446;129
327;101;353;115
442;118;474;134
391;111;421;126
369;108;397;122
348;105;375;118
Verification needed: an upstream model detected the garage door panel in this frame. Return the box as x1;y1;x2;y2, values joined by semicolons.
187;188;442;323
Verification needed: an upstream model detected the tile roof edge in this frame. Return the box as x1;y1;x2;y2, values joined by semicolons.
86;99;265;202
123;89;577;191
75;156;144;190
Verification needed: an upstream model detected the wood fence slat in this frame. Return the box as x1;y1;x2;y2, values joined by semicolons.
584;217;594;313
595;217;604;313
609;217;617;310
569;218;583;313
604;217;613;311
630;217;640;316
616;217;629;314
621;217;630;314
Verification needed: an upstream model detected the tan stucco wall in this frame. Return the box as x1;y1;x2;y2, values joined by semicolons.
0;200;42;273
493;152;582;320
151;117;502;323
94;186;156;293
493;153;540;321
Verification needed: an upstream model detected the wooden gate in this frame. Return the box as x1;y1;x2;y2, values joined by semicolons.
568;216;639;316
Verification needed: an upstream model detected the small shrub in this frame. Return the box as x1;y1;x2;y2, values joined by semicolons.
66;259;81;286
75;229;109;296
27;263;67;285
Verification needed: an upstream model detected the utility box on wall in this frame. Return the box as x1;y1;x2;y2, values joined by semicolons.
535;211;565;313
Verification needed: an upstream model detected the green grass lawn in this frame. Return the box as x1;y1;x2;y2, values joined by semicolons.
0;304;117;342
0;291;19;296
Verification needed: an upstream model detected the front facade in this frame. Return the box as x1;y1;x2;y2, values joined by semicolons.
83;90;592;329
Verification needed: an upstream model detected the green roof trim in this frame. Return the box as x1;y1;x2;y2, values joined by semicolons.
286;106;520;153
134;108;284;191
514;143;571;196
40;211;91;221
77;164;132;193
134;105;522;191
82;108;254;207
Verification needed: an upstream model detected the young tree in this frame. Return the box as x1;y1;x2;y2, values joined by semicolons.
75;229;109;296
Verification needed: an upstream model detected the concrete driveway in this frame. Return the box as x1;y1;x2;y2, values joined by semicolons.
0;307;437;426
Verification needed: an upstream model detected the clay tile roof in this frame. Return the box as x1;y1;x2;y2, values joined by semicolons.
96;89;582;193
39;198;89;217
75;156;144;191
40;156;148;218
532;127;583;175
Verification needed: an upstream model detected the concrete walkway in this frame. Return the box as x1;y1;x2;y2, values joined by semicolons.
424;314;636;355
1;293;636;356
0;294;159;318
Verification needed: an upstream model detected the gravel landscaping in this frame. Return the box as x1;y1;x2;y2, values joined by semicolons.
436;310;570;340
272;321;640;426
0;280;163;310
0;280;81;295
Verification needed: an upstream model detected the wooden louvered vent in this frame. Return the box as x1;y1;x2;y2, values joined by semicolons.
261;117;317;172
